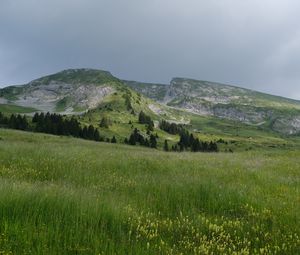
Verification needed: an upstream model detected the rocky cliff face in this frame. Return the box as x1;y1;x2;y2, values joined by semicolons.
0;69;117;113
126;77;300;134
272;116;300;135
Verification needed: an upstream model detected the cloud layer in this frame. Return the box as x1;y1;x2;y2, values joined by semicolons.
1;0;300;99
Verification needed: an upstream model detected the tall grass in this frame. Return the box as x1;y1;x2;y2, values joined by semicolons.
0;129;299;254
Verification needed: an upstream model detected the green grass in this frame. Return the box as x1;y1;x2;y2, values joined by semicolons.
55;96;72;112
76;90;300;152
31;69;121;86
0;104;37;113
0;129;299;254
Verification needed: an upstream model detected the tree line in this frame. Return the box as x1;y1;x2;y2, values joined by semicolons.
159;119;184;135
177;129;218;152
163;131;218;152
0;112;29;130
0;111;218;152
124;128;157;148
0;112;108;143
138;111;154;131
32;112;103;141
160;119;218;152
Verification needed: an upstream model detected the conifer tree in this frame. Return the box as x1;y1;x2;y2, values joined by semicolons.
99;116;110;128
32;112;39;123
128;134;136;145
82;126;88;139
87;125;95;140
144;138;150;147
191;138;200;152
8;114;17;129
149;134;157;148
0;112;7;125
164;140;169;151
111;136;117;143
94;129;101;141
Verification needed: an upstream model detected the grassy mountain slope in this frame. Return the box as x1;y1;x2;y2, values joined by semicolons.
0;69;123;113
123;80;168;101
0;104;37;113
125;78;300;134
1;69;300;142
0;129;299;254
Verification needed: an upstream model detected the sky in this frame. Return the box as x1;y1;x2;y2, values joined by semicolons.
1;0;300;99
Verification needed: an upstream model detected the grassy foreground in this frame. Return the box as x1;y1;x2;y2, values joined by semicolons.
0;129;299;254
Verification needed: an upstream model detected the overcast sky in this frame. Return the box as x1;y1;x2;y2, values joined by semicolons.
1;0;300;99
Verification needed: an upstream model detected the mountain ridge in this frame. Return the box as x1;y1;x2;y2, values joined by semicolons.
125;77;300;134
1;68;300;135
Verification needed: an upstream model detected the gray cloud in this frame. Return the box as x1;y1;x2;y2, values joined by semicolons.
0;0;300;99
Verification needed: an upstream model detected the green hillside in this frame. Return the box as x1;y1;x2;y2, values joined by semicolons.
0;104;37;113
123;80;168;101
126;78;300;109
0;69;125;114
0;129;299;254
1;68;300;137
29;68;121;86
125;77;300;134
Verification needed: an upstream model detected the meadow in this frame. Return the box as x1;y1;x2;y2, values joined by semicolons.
0;128;299;254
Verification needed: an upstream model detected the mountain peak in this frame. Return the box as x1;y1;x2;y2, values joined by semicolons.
29;68;118;86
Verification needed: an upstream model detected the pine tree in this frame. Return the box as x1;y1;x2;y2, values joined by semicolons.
202;141;208;152
138;111;146;123
144;138;150;147
32;112;39;123
138;111;154;127
111;136;117;143
149;134;157;148
191;138;200;152
99;116;110;128
87;125;95;140
19;115;28;130
164;140;169;152
208;141;218;152
0;112;7;125
147;123;153;132
128;134;136;145
94;129;101;141
82;126;88;139
8;114;17;129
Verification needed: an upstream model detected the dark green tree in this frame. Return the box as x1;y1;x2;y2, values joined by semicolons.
87;125;95;140
128;134;136;145
149;134;157;148
94;129;101;141
99;116;110;128
82;126;88;139
111;136;117;143
164;140;169;152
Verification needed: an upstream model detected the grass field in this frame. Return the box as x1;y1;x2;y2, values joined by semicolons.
0;129;299;254
0;104;37;114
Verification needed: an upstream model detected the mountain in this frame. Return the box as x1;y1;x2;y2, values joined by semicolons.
1;68;300;136
0;69;123;114
0;68;186;125
124;78;300;134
